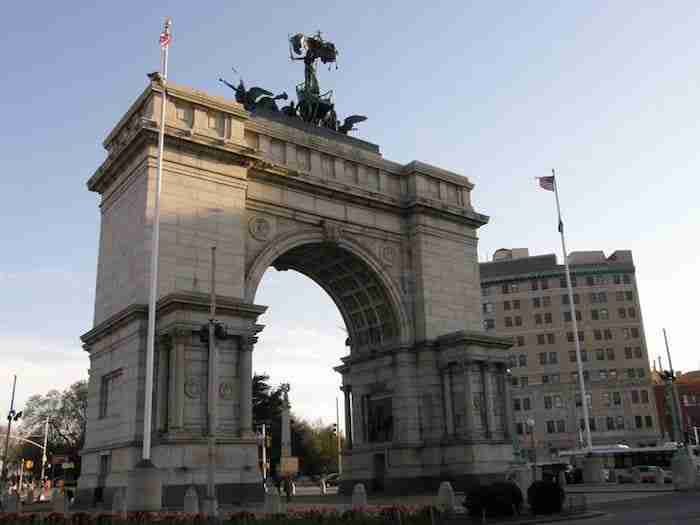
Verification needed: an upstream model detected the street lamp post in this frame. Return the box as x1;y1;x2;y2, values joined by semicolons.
526;418;536;480
1;375;21;493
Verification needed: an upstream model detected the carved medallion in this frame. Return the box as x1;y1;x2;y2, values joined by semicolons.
249;216;272;241
184;377;201;399
380;245;395;266
219;381;235;400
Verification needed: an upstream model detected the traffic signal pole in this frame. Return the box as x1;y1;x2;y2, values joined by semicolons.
1;375;18;490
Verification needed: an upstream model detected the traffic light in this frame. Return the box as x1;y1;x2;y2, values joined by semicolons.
331;423;337;434
7;409;22;422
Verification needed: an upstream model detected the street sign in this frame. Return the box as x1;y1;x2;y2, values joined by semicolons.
62;462;75;470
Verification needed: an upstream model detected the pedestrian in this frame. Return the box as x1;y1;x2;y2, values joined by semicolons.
283;477;292;503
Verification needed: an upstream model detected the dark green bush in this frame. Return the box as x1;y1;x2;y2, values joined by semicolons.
527;480;565;515
464;481;523;517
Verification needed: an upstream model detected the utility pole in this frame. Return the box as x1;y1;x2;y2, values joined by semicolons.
663;328;684;443
260;423;267;482
336;397;342;474
40;418;49;481
205;246;218;516
1;375;18;491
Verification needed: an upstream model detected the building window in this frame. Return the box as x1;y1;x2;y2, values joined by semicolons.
99;375;111;419
515;316;523;326
556;420;566;433
99;454;112;476
625;291;634;301
645;415;653;428
523;397;531;410
511;376;519;387
599;369;608;381
519;354;527;367
609;369;618;380
606;416;615;430
521;377;529;387
626;368;635;379
544;312;552;324
616;416;625;430
614;275;621;285
602;393;611;407
567;331;583;342
539;352;547;365
616;291;624;301
517;336;525;347
508;355;517;368
516;422;524;435
641;390;649;404
622;328;631;339
594;330;602;341
535;314;543;325
513;300;521;310
631;327;639;338
546;421;556;434
537;334;546;345
503;301;511;311
618;307;627;319
542;375;549;384
502;283;509;294
631;390;640;403
613;392;622;406
562;293;580;305
544;395;553;409
505;316;513;327
483;302;495;314
482;285;491;296
586;276;594;286
606;348;615;360
634;347;643;358
604;329;613;340
543;296;551;307
623;274;632;284
533;297;541;308
483;319;495;330
549;351;558;364
599;308;609;320
637;368;645;378
591;310;598;321
554;395;563;408
513;399;522;411
596;348;605;361
628;308;636;318
590;292;607;303
624;347;633;359
635;415;643;429
569;350;577;363
547;333;555;344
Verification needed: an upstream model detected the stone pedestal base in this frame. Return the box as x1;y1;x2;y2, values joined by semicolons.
671;449;697;491
507;465;534;493
582;456;604;484
202;496;218;516
127;460;162;512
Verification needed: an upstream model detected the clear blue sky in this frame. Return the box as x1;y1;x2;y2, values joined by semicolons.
1;2;699;425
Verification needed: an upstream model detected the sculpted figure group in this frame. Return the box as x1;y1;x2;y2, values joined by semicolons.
219;32;366;135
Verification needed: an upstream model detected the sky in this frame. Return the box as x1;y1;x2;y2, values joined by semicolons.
1;2;699;428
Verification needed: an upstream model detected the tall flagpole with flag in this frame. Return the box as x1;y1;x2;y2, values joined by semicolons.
537;169;593;452
142;17;172;463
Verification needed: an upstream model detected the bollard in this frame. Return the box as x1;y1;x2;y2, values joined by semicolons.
183;485;199;514
351;483;367;510
436;481;456;513
112;488;127;517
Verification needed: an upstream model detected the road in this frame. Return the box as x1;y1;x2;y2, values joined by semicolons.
569;492;700;524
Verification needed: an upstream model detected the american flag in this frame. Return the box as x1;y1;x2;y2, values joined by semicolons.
159;18;172;48
537;175;555;192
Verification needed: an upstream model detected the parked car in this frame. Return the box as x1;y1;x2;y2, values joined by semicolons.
630;465;658;483
323;473;340;487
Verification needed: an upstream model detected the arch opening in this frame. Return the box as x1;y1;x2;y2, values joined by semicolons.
269;242;399;352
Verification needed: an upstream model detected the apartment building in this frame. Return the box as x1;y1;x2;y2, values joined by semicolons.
480;248;659;460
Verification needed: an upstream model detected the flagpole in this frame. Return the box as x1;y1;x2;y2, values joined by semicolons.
551;169;593;452
143;17;171;462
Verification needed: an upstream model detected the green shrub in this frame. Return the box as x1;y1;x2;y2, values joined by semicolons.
527;480;565;515
465;481;523;517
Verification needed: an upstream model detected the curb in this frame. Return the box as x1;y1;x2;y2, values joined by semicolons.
452;511;606;525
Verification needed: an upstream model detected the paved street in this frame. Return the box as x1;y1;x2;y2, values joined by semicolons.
565;492;700;525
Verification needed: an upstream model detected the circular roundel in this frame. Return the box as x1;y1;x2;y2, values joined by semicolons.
249;216;272;241
184;377;201;399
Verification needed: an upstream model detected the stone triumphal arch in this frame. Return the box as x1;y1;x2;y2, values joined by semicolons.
76;80;514;506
